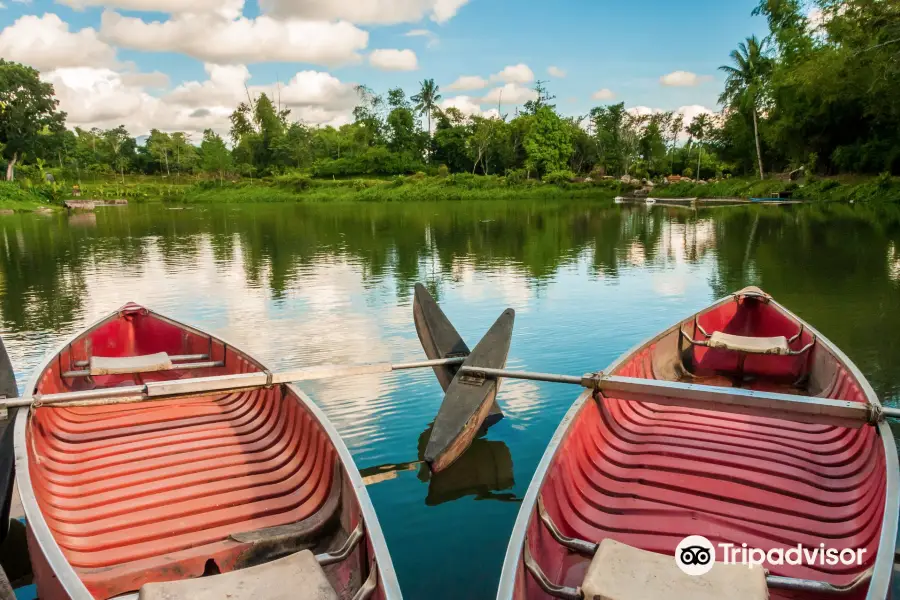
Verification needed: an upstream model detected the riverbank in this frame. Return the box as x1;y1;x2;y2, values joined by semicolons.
652;174;900;203
0;183;57;213
168;173;628;203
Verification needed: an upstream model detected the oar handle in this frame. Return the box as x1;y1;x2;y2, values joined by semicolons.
2;356;467;412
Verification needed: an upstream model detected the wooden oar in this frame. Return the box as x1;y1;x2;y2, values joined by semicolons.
457;366;900;427
0;335;18;545
1;357;466;412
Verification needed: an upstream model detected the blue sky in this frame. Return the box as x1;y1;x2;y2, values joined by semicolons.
0;0;767;135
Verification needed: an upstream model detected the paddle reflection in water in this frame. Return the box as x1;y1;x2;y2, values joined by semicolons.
359;423;519;506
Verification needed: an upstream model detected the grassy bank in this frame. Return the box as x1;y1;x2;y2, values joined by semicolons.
171;173;629;203
652;174;900;203
0;182;57;213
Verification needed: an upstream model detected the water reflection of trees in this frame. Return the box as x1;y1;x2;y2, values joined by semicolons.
1;202;898;401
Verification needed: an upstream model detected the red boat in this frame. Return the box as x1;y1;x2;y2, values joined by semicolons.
497;287;898;600
13;303;401;600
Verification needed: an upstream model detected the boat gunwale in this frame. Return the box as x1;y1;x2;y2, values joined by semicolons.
13;304;402;600
495;292;899;600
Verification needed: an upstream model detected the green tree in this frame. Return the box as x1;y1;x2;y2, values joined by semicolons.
720;35;772;179
523;106;573;176
200;129;232;184
147;129;172;176
411;79;441;141
687;113;714;180
0;60;66;180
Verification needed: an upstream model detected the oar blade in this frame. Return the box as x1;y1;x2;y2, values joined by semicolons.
413;283;503;424
413;283;469;391
424;307;515;473
0;336;18;544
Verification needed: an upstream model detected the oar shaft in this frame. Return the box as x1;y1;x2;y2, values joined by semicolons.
459;366;880;427
5;356;467;410
459;366;587;386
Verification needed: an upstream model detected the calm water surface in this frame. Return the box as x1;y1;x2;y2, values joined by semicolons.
2;200;899;598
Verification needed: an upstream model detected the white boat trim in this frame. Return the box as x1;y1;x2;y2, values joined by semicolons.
496;293;898;600
14;304;402;600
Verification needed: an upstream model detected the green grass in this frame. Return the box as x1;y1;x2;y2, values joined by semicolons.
0;182;57;212
652;174;900;203
173;173;629;204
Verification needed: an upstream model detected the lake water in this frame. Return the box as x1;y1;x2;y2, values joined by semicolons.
1;200;899;598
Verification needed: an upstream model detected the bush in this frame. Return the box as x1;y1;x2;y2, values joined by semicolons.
0;181;49;208
273;173;312;192
589;167;607;180
682;167;694;178
542;170;576;185
437;164;449;178
505;168;528;186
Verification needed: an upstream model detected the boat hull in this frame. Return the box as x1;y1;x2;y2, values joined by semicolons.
498;289;898;600
14;304;401;600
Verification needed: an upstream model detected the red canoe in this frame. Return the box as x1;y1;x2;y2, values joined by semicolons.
14;303;401;600
498;287;898;600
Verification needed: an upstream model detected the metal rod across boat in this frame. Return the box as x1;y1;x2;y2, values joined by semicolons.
2;356;467;409
459;366;886;427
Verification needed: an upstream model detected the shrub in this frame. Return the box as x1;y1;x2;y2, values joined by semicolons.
682;167;694;178
273;173;312;192
505;168;528;186
437;164;449;178
542;170;576;185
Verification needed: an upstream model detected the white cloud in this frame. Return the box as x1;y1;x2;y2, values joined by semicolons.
447;75;488;91
58;0;243;19
547;66;566;78
431;0;469;22
46;63;357;136
439;95;481;116
0;13;117;71
99;10;368;66
44;67;160;128
676;104;715;125
482;83;537;106
368;48;418;71
660;70;713;87
258;0;470;25
404;28;438;48
120;70;169;88
438;95;500;119
591;88;615;101
626;106;658;118
490;63;534;84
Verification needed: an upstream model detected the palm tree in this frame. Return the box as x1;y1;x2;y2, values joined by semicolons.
719;35;772;180
411;79;442;139
688;113;711;180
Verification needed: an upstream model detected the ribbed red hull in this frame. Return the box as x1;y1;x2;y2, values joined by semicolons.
18;304;397;600
507;290;894;600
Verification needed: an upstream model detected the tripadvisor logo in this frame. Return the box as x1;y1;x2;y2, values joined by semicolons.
675;536;715;576
675;535;867;575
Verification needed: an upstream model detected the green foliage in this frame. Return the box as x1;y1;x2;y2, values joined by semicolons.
524;107;573;176
0;59;66;181
505;168;528;186
542;170;576;185
0;181;51;210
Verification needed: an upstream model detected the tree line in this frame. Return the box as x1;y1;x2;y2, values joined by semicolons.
1;0;897;186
